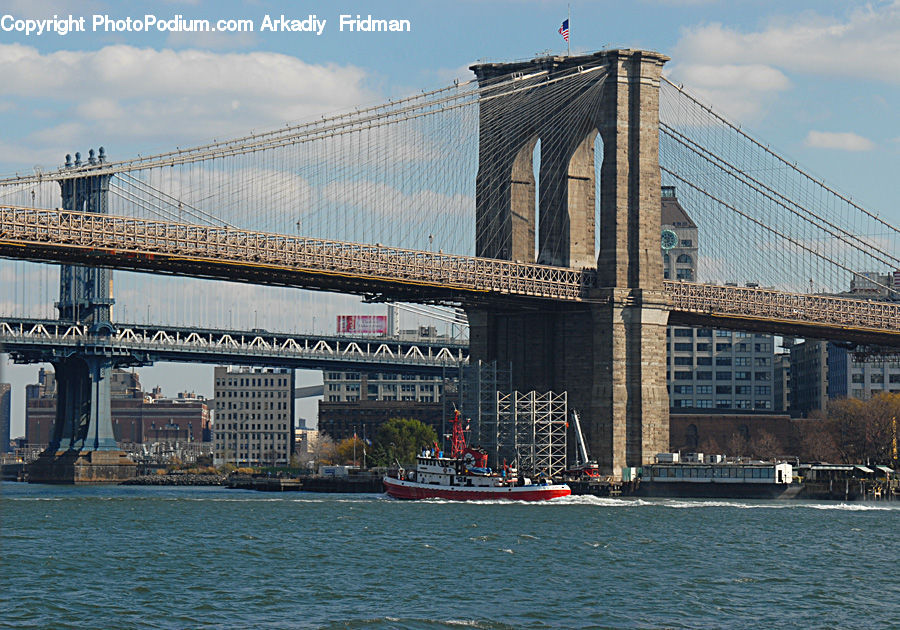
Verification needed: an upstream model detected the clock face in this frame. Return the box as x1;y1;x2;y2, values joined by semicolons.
661;229;678;251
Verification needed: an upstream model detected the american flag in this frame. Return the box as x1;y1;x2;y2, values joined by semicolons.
558;19;569;42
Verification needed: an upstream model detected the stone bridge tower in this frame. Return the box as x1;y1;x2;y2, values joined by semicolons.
467;49;671;476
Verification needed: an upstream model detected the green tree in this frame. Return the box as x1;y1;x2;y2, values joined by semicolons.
370;417;438;467
336;436;366;466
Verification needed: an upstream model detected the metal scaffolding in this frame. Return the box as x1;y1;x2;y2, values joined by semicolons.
496;390;568;478
459;360;511;466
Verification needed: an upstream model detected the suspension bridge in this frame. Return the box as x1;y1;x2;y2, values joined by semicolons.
1;49;897;480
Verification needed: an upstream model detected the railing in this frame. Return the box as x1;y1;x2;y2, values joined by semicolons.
664;281;900;336
0;206;595;301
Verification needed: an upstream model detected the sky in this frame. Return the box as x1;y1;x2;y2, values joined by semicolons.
1;0;898;436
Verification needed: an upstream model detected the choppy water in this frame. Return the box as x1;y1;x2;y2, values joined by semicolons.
1;483;898;629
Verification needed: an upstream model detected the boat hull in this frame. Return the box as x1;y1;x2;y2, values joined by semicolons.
632;481;803;500
383;476;571;501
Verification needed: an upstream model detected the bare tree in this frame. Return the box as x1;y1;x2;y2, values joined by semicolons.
699;436;722;455
309;433;337;469
798;423;839;462
726;433;748;459
749;429;780;460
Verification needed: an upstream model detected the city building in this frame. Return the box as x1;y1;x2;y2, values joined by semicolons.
787;340;900;417
662;186;776;411
318;319;458;441
788;340;829;416
323;370;445;404
318;369;449;441
24;368;210;447
0;383;10;453
213;366;295;466
773;353;791;412
845;271;898;300
826;343;900;401
318;398;447;442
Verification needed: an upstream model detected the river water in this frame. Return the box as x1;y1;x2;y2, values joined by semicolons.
1;482;897;629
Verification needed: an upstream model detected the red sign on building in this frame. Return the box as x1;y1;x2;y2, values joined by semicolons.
337;315;387;335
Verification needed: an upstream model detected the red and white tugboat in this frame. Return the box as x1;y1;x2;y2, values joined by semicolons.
383;410;571;501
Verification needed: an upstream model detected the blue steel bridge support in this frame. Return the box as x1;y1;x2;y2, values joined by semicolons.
28;150;138;483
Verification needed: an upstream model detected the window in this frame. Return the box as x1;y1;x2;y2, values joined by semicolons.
696;399;712;408
696;371;712;381
697;329;712;337
716;385;732;394
680;239;693;247
734;357;751;366
754;357;771;366
871;373;884;383
716;343;732;352
696;385;712;394
851;373;865;383
716;357;732;366
716;330;731;337
890;374;900;383
754;343;772;352
674;371;693;380
674;343;693;351
716;371;732;380
676;268;693;280
676;254;693;265
697;357;712;366
754;372;771;381
696;343;711;352
674;357;693;366
672;399;692;408
674;329;693;337
755;386;771;395
673;385;693;394
736;343;750;352
754;400;772;410
735;371;751;381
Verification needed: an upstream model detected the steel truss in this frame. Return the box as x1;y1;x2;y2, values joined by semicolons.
0;317;467;372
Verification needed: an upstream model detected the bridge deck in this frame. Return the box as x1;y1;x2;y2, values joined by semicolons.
0;317;467;372
1;206;898;346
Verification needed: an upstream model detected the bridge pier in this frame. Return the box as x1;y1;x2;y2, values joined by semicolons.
28;150;137;483
468;50;670;477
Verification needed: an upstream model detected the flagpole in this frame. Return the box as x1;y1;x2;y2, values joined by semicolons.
567;3;571;56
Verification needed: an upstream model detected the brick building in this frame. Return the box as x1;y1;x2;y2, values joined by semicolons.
25;368;210;448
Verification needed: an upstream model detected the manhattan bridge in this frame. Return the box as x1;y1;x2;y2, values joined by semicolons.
0;50;897;479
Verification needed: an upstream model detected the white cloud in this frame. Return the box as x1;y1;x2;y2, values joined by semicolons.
0;44;375;167
804;130;875;152
673;5;900;83
668;3;900;120
668;63;790;120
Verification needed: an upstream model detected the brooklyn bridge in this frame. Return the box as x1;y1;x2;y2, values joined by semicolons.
0;50;897;480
